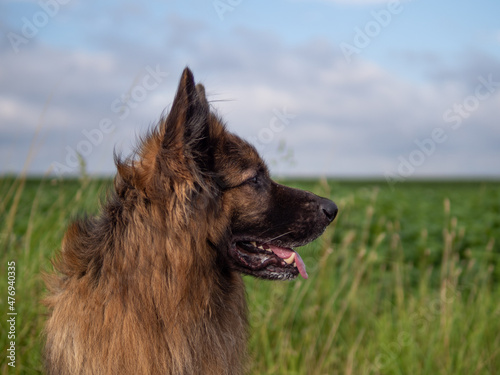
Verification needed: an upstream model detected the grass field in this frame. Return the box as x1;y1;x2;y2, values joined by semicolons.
1;176;499;374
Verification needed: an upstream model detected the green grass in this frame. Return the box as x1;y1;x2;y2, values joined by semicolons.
1;176;499;374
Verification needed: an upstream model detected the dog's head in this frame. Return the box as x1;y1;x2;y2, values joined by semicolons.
117;68;337;281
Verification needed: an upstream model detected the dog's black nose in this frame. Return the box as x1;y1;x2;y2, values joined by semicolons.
320;198;338;222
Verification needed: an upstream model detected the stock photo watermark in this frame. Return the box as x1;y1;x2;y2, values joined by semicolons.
442;74;499;129
51;65;169;176
247;106;296;151
6;261;17;368
385;73;499;187
7;0;71;54
340;0;413;63
212;0;243;21
246;106;297;167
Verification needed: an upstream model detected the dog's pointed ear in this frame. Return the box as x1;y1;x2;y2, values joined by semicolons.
162;67;199;149
161;67;212;171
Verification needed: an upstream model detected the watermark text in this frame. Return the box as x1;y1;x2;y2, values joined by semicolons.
6;261;16;368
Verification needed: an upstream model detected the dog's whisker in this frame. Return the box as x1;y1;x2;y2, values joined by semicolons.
266;231;293;243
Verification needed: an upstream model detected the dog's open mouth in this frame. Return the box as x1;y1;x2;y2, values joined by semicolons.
229;240;308;281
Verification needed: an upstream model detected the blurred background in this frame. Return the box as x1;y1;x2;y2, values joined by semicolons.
1;0;499;179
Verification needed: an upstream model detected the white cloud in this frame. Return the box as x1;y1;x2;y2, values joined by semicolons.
1;15;499;178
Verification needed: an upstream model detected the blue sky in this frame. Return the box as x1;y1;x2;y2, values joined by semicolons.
1;0;499;179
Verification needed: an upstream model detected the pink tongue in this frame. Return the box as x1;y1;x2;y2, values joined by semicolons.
268;245;308;279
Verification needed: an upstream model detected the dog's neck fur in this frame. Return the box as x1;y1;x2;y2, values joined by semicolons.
45;178;248;374
45;68;249;374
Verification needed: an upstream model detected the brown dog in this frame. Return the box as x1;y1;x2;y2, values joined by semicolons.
44;68;337;374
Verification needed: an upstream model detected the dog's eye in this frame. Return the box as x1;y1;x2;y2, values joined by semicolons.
247;175;259;185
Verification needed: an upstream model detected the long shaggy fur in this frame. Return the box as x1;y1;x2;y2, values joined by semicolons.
44;68;248;375
44;67;337;375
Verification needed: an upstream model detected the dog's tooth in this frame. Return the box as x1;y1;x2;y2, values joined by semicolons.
284;253;295;265
261;244;273;253
251;242;257;247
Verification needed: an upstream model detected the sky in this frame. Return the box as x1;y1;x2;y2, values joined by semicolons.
1;0;499;180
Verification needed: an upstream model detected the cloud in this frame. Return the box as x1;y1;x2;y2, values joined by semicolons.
1;11;499;178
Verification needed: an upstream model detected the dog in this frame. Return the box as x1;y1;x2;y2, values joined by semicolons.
44;68;337;374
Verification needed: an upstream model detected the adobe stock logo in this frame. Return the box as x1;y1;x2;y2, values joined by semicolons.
51;65;169;176
247;107;296;151
385;74;499;187
7;0;71;54
442;75;499;130
213;0;243;21
340;0;412;63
